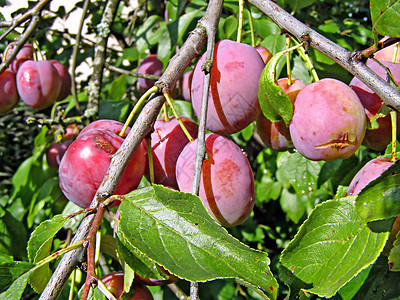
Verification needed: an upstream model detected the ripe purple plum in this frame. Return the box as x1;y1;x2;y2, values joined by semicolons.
137;54;163;94
190;39;265;134
101;272;154;300
50;60;72;101
350;59;400;151
176;133;255;227
256;78;306;151
0;69;19;115
255;45;272;64
347;156;394;195
46;141;72;170
289;78;366;161
145;115;198;189
4;42;34;72
59;128;146;208
16;60;62;109
374;42;400;63
180;70;193;101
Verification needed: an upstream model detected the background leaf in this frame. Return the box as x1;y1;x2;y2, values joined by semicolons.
370;0;400;37
280;197;389;298
118;185;278;299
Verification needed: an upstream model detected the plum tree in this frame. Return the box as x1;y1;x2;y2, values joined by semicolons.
59;127;146;208
257;78;306;151
134;266;179;286
0;69;19;115
176;133;255;227
16;60;62;109
350;59;400;151
137;54;163;94
289;78;366;161
190;39;265;134
145;115;198;188
347;156;394;195
101;272;154;300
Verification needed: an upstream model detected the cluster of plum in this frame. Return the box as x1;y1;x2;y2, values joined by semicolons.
0;42;72;115
254;42;400;160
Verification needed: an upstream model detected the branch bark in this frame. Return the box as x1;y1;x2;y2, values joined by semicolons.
248;0;400;111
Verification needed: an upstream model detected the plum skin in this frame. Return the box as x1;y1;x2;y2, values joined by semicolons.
350;59;400;151
16;60;62;109
176;133;255;227
46;141;72;170
50;60;72;101
145;115;198;188
137;54;163;94
190;39;265;135
59;128;146;208
0;69;20;115
289;78;366;161
347;156;394;195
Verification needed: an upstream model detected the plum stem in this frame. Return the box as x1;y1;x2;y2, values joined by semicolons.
245;1;256;47
286;35;292;85
391;110;397;162
120;85;159;137
68;269;76;300
237;0;244;43
164;92;194;142
163;103;169;121
290;36;319;82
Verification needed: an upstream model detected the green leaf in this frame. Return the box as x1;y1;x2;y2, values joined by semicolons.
99;100;130;122
258;50;294;125
280;197;389;298
27;214;70;262
370;0;400;37
118;185;278;299
109;74;127;101
0;262;35;293
276;151;321;196
0;206;27;259
27;214;71;293
279;188;308;224
0;266;34;300
388;231;400;271
286;0;316;13
338;265;372;300
355;162;400;222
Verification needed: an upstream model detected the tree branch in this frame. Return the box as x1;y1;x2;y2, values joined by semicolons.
248;0;400;112
83;0;121;120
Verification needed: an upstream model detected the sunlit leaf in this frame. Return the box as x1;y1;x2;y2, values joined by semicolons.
370;0;400;37
118;185;278;299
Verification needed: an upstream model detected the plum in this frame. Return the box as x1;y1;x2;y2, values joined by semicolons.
255;45;272;64
0;69;19;115
137;54;163;94
190;39;265;134
50;60;72;101
176;133;255;227
59;127;146;208
145;115;198;188
347;156;394;195
256;78;306;151
46;141;72;170
101;272;154;300
289;78;366;161
16;60;62;109
3;42;34;72
350;59;400;151
180;69;193;101
374;42;400;63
